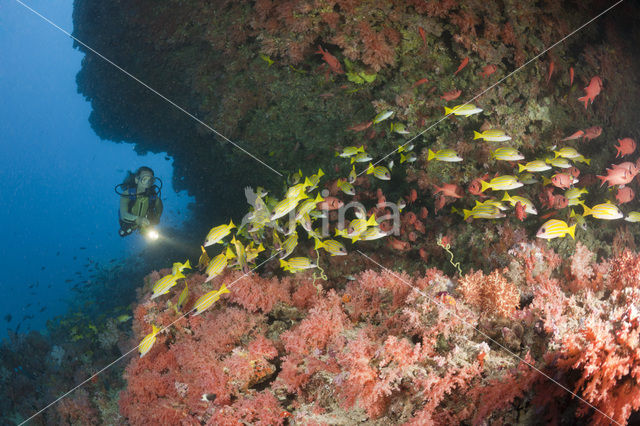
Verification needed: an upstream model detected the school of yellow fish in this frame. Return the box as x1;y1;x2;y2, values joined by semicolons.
138;102;637;356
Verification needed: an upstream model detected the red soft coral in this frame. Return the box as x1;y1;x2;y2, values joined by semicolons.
457;268;520;318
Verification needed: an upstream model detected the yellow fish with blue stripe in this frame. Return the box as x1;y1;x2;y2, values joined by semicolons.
473;129;511;142
624;212;640;222
280;257;317;273
536;219;576;239
581;201;623;220
337;178;356;195
306;168;325;190
204;219;235;247
444;104;483;116
553;147;582;159
280;231;299;259
192;283;230;316
502;192;537;214
151;271;186;300
463;204;505;220
205;252;228;282
314;238;347;256
491;147;523;161
366;163;391;180
176;283;189;312
427;149;462;162
138;324;160;358
336;145;364;158
479;175;523;192
518;160;551;173
295;193;323;221
172;260;191;276
271;193;308;221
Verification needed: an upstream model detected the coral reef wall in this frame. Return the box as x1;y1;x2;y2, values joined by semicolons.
72;0;640;237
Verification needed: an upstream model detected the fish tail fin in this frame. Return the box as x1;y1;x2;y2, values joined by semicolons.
501;192;511;202
366;214;378;227
317;168;325;177
479;180;490;193
463;209;472;220
400;153;406;163
313;238;324;250
427;149;435;161
473;131;482;140
567;224;576;240
584;158;591;165
217;283;230;295
184;260;191;269
542;176;551;186
570;209;576;218
357;145;365;153
581;203;592;217
228;219;236;229
518;163;526;173
279;259;287;268
444;107;453;115
366;163;374;175
577;95;588;109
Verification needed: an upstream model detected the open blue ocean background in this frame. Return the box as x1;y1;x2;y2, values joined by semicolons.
0;0;194;339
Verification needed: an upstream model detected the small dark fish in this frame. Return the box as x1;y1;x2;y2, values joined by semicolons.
41;266;45;270
75;271;81;275
25;303;32;308
56;251;60;256
47;284;52;288
79;247;86;250
28;283;34;289
83;263;90;267
65;279;73;283
4;314;11;322
39;307;46;313
23;314;34;320
109;259;116;263
73;256;77;260
164;156;170;161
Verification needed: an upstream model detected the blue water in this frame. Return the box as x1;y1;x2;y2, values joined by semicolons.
0;0;194;338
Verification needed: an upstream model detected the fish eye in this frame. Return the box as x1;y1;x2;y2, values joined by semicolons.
541;228;546;233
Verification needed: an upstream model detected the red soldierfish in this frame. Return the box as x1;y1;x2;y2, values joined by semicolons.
387;237;410;251
317;196;344;210
546;61;555;83
316;45;344;74
551;173;574;189
616;186;635;204
418;27;427;49
453;57;469;75
615;138;637;158
479;64;497;78
597;165;635;187
578;76;603;109
347;121;373;132
412;77;429;88
561;130;584;141
569;67;574;86
582;126;602;142
440;89;462;101
432;183;463;198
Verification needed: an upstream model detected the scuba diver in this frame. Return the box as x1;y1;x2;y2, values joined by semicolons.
115;166;163;238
